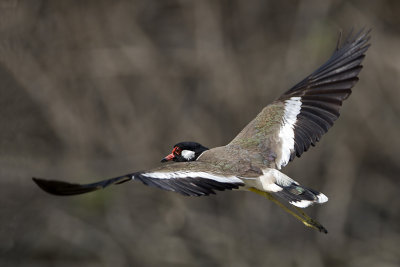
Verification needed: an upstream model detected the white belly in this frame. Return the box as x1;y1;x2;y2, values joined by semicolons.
241;168;296;193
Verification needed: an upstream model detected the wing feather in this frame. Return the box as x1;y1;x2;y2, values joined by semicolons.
135;162;244;196
33;162;244;197
229;29;370;169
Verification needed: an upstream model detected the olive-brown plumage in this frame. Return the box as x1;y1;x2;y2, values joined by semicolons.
33;29;370;232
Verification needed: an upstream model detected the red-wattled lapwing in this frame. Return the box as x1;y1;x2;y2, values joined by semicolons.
33;29;371;233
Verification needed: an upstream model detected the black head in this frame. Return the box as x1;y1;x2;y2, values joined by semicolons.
161;142;209;163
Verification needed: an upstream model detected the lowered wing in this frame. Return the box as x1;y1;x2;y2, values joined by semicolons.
33;161;244;197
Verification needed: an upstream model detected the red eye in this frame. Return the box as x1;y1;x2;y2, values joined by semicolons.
172;147;181;155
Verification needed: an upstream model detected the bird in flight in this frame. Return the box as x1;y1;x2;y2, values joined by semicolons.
33;29;370;233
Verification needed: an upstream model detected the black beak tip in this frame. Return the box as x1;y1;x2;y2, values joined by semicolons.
161;158;168;163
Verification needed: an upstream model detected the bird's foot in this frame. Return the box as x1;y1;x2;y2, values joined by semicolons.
294;207;328;233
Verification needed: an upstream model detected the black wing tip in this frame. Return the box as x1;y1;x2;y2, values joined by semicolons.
32;174;133;196
335;29;343;51
32;177;99;196
338;27;371;51
281;28;370;99
32;177;54;193
32;177;63;195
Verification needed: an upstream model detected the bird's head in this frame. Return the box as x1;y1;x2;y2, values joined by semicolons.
161;142;209;162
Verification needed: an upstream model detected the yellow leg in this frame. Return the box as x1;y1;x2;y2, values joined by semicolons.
249;188;328;234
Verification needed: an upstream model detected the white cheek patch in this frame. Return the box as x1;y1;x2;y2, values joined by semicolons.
181;150;195;161
277;97;302;169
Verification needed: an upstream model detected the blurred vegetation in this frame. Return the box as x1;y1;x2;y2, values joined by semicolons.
0;0;399;266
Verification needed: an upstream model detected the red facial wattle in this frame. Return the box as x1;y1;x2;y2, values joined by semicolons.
161;146;181;162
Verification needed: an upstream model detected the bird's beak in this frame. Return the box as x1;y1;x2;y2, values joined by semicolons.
161;153;175;162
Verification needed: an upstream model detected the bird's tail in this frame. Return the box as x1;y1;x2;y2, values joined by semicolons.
274;183;328;208
32;175;133;196
265;169;328;208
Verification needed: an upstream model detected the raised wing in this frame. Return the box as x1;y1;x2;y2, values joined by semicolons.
33;162;244;197
230;29;370;169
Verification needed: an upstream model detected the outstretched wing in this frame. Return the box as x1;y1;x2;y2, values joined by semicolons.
33;162;244;197
229;29;370;169
134;162;244;196
33;175;132;196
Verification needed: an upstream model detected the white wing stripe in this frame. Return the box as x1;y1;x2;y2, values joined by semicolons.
277;97;302;169
141;171;243;184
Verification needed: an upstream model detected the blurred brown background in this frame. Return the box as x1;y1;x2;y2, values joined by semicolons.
0;0;399;266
